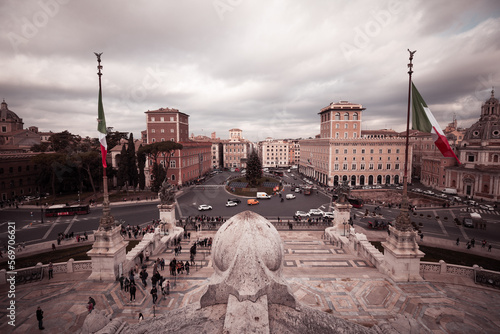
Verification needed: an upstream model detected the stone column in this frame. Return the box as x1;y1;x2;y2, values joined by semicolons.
87;225;128;281
333;201;352;236
158;204;176;234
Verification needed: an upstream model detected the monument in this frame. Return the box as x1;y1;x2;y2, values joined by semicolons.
382;50;424;282
158;179;177;234
333;180;352;236
87;53;128;281
92;211;380;333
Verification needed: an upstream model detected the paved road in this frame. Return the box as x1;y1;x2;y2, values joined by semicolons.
1;170;499;249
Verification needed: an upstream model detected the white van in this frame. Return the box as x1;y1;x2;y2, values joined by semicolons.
256;192;271;199
442;188;458;195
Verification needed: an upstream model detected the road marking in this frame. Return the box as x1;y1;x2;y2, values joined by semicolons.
64;215;78;235
42;217;60;240
433;210;448;236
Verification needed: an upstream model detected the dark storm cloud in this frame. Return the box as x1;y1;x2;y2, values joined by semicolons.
0;0;499;141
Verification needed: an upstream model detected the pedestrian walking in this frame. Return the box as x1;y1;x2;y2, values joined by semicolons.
48;262;53;279
130;283;137;301
88;297;96;309
488;244;492;252
151;286;158;304
456;237;459;246
36;306;44;330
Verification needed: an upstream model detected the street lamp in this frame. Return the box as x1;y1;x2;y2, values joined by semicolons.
343;220;347;236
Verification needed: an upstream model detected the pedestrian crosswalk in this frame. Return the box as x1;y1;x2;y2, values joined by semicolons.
460;208;500;216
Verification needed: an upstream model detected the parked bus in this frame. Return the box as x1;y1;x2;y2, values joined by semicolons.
45;204;90;217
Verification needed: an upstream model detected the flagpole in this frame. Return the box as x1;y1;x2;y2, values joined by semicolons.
395;49;416;231
95;53;114;230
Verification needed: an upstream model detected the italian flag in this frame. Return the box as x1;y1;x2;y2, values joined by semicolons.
97;84;107;168
411;83;460;164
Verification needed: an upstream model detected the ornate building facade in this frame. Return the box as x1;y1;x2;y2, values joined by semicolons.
445;90;500;201
299;100;410;187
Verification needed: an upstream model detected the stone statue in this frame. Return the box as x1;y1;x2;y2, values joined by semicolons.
336;180;350;203
158;180;176;205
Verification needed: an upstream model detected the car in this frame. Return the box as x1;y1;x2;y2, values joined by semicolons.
285;194;296;200
412;188;422;193
308;209;324;216
467;200;477;206
323;212;335;219
294;211;310;218
373;185;382;189
227;198;241;204
423;190;435;195
452;196;462;202
436;194;448;199
479;204;494;211
226;201;238;207
247;199;259;205
294;187;301;193
395;186;403;190
198;205;212;211
463;218;474;228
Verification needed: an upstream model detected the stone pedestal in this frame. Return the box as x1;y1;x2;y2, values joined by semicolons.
333;201;352;236
87;225;128;281
382;226;424;282
158;204;176;234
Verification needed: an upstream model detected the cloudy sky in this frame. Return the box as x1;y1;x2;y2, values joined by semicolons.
1;0;499;142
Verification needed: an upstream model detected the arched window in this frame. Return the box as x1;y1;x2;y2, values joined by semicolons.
353;113;358;120
335;113;340;120
171;174;176;181
343;113;349;120
359;175;365;185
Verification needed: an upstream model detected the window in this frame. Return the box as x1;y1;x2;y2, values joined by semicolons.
467;155;474;162
370;149;374;154
388;149;391;154
18;166;22;172
334;164;339;171
152;129;155;133
170;117;174;121
335;113;340;120
335;149;339;154
361;149;365;154
170;129;174;133
336;124;339;129
160;117;164;121
152;138;156;142
344;113;349;120
161;138;165;142
151;117;155;121
344;149;348;154
353;149;357;154
386;163;391;170
343;163;348;170
353;113;358;120
336;132;339;138
378;163;383;170
344;123;348;129
360;164;365;170
353;124;357;129
344;132;348;138
379;149;383;154
351;163;356;170
161;129;165;133
369;163;374;170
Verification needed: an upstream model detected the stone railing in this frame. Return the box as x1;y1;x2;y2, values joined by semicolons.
324;226;385;271
0;259;92;284
419;260;476;279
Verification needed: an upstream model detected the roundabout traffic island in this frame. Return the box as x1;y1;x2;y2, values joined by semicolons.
226;176;283;197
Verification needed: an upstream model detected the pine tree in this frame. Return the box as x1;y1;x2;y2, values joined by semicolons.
127;133;138;191
137;144;146;191
117;144;127;188
246;151;262;187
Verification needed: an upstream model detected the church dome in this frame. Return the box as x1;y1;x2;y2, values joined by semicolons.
463;89;500;142
0;99;22;123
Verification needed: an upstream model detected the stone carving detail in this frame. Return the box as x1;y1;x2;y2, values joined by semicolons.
200;211;296;308
158;180;176;205
420;263;440;273
447;266;474;278
73;261;93;272
335;180;350;203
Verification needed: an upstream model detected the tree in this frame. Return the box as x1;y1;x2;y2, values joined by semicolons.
138;141;183;192
49;130;81;153
106;130;129;152
137;144;146;190
31;153;69;197
127;133;138;191
117;144;128;188
246;151;262;186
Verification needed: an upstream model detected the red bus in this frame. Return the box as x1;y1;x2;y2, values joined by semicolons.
45;204;90;217
348;198;364;208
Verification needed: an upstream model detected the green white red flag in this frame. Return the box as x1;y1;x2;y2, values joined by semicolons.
97;84;107;168
411;83;460;164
